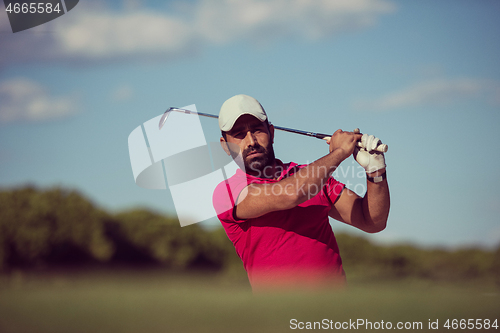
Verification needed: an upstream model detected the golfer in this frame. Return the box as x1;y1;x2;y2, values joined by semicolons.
212;94;390;291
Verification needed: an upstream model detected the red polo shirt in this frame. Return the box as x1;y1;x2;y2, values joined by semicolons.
213;160;346;291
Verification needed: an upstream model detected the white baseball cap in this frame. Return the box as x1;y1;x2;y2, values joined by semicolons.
219;94;267;132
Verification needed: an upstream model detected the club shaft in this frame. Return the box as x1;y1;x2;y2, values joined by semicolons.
168;107;218;119
165;107;329;138
161;107;388;152
272;125;330;139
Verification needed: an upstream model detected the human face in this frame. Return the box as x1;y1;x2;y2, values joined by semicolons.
220;115;275;177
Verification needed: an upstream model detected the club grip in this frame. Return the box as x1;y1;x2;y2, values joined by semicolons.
322;137;388;153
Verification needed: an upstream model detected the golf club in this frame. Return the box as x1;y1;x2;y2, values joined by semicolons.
159;107;388;153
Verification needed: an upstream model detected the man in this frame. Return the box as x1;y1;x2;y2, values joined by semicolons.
212;94;390;291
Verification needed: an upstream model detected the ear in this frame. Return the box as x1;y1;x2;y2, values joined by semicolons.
220;137;231;156
269;124;275;144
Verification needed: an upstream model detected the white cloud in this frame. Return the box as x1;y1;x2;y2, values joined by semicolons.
354;78;500;111
195;0;395;43
56;12;194;59
0;78;78;123
0;0;395;66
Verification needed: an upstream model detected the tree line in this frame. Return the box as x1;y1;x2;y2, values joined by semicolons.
0;186;499;284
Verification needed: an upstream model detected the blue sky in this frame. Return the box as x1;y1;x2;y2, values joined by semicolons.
1;0;499;249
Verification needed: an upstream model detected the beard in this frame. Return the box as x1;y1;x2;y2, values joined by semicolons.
230;142;275;178
244;143;275;177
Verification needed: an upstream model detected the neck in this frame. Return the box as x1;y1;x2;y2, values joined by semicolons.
247;159;282;179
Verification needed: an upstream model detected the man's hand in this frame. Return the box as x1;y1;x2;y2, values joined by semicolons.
326;129;362;160
353;132;386;173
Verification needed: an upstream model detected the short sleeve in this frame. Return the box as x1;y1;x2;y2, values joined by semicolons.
323;177;345;205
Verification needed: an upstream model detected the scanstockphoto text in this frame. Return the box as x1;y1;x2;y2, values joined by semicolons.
290;318;424;330
289;318;499;330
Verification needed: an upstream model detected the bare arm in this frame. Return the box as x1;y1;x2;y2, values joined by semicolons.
235;130;361;220
328;168;390;233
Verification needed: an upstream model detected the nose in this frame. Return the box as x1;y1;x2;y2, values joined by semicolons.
244;130;257;147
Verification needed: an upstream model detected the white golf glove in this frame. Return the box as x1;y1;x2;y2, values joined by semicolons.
353;132;386;173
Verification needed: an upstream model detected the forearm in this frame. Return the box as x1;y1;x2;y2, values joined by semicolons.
361;168;390;232
284;148;347;206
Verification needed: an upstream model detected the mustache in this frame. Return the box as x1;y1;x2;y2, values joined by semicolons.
243;145;266;158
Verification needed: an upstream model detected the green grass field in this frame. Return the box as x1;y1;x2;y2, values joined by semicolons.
0;269;498;333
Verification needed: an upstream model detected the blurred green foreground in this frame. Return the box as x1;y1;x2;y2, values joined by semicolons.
0;187;499;332
0;270;498;333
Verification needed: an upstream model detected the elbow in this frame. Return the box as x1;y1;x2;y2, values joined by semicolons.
365;217;387;233
366;223;386;234
362;200;390;233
